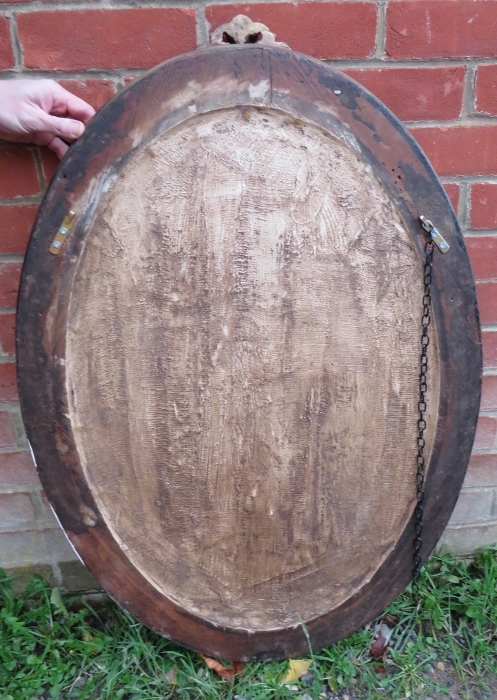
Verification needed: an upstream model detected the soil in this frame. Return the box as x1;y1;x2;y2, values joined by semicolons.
322;665;497;700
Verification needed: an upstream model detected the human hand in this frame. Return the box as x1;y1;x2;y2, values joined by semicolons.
0;79;95;159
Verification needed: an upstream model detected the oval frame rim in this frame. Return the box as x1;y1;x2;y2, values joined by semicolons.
16;44;481;660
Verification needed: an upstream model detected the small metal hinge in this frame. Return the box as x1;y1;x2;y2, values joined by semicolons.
419;216;450;254
49;211;76;255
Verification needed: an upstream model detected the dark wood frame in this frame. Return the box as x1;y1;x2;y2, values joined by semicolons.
17;45;481;660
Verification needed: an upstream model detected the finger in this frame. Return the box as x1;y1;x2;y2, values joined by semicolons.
51;83;96;124
46;135;69;159
33;111;86;141
28;131;70;158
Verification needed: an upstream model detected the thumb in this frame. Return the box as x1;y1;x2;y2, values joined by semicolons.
34;112;85;141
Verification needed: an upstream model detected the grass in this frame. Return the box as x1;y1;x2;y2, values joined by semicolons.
0;547;496;700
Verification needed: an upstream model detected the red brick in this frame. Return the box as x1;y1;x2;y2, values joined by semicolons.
0;363;18;402
470;184;497;230
410;126;497;177
443;184;460;213
0;205;37;254
465;236;497;281
476;282;497;325
0;263;22;309
0;16;14;69
0;493;35;529
18;8;196;70
476;65;497;116
205;3;377;59
483;330;497;369
0;147;39;199
40;148;59;187
473;416;497;450
58;79;116;111
0;451;38;487
481;374;497;411
466;454;497;488
0;411;15;448
0;314;15;355
386;0;497;59
344;67;464;122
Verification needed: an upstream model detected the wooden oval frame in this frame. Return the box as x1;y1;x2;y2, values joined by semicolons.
17;45;481;660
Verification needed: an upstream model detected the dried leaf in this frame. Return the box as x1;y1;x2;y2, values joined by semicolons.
371;623;392;660
165;668;177;685
371;635;388;660
383;613;398;626
282;659;312;683
378;622;392;641
198;654;244;681
371;623;392;662
50;587;69;617
233;661;245;674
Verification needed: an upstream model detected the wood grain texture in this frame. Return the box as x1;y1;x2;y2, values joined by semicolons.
17;45;481;658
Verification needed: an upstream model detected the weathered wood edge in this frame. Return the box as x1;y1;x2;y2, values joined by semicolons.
16;44;482;660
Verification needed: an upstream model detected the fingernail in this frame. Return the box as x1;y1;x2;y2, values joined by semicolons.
71;123;84;139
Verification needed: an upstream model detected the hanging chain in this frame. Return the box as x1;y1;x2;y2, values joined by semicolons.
412;237;434;595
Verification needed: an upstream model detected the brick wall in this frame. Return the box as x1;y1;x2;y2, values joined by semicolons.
0;0;496;587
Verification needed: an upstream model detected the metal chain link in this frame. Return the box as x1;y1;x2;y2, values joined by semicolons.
412;238;434;595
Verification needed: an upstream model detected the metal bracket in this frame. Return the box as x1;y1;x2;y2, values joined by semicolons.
419;216;450;254
49;211;76;255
